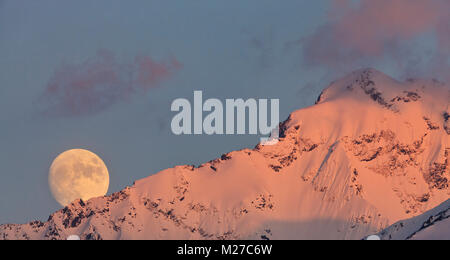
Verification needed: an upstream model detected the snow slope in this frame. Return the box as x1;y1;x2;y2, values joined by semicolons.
1;69;449;240
377;199;450;240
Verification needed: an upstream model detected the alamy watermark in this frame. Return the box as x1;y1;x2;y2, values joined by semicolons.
171;91;280;145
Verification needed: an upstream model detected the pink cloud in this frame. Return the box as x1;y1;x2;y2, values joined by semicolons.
135;55;182;90
40;50;182;117
303;0;450;79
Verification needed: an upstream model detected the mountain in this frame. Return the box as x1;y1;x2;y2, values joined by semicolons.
376;199;450;240
1;68;449;240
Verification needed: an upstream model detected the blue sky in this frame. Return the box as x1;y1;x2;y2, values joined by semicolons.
0;0;447;223
0;0;330;223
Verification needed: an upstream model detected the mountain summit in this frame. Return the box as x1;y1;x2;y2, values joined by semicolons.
1;69;449;240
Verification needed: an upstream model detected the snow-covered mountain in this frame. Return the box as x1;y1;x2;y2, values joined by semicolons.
376;199;450;240
1;69;449;240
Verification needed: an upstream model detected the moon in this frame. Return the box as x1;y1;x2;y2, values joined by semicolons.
49;149;109;207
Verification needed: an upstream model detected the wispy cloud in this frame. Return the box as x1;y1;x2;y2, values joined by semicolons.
39;50;182;117
301;0;450;79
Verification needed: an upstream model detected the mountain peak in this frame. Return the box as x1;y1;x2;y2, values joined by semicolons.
316;68;405;105
299;68;449;146
316;68;449;109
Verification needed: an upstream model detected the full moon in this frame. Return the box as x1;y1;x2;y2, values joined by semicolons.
49;149;109;207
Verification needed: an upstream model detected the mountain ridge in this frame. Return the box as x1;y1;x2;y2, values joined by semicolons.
1;68;449;240
377;199;450;240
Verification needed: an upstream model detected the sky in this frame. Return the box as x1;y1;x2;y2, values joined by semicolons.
0;0;449;224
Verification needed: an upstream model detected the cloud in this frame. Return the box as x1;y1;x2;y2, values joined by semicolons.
39;50;182;117
302;0;450;79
